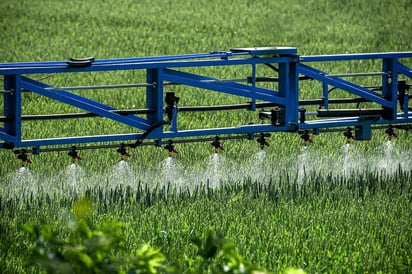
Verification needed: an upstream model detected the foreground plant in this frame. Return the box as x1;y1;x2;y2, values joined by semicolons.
187;229;305;274
23;198;305;274
24;198;169;274
187;228;266;274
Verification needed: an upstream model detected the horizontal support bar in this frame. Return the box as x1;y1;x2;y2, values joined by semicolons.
163;69;287;105
2;133;141;148
0;98;378;122
300;52;412;62
301;119;408;130
179;104;251;112
21;76;151;130
326;72;388;77
2;111;411;149
0;124;291;149
305;123;412;134
248;75;312;83
0;51;243;68
0;108;154;122
317;108;384;117
0;56;298;75
46;79;250;91
4;119;412;152
14;134;252;153
299;97;369;106
298;63;393;108
47;82;154;91
1;49;410;71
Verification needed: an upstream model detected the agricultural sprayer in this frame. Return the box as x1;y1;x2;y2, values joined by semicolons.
0;47;411;165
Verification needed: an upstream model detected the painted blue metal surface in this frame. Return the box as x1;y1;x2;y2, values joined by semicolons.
1;47;411;153
299;52;412;62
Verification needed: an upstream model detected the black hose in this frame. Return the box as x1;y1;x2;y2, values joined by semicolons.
133;120;169;147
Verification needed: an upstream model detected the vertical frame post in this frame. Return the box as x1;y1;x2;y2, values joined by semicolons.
382;57;398;120
146;68;164;139
250;63;256;111
278;59;299;128
3;75;22;144
322;82;329;109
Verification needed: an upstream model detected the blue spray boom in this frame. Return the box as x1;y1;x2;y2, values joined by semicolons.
0;47;411;158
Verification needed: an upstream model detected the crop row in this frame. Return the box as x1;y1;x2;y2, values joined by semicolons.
1;167;411;272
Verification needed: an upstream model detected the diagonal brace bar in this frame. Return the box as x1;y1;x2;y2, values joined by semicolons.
398;62;412;79
163;69;286;105
21;77;150;130
0;129;16;142
298;63;393;108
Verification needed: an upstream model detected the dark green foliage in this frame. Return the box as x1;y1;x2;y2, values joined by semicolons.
23;198;170;274
22;198;273;274
188;228;263;274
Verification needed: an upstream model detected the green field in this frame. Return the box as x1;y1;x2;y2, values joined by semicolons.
1;0;412;273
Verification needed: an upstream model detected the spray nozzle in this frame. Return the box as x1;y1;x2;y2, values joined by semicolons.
164;140;177;156
299;130;313;146
211;136;224;153
68;146;81;163
256;133;270;150
14;149;32;167
343;127;355;143
117;143;131;160
385;125;397;140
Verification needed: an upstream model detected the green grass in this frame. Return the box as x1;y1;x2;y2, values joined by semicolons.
1;0;411;62
1;0;412;273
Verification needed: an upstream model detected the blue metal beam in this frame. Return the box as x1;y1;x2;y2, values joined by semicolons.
278;61;299;125
1;47;411;150
146;68;165;135
382;58;398;119
0;52;239;68
300;52;412;62
9;124;285;148
163;69;287;105
398;62;412;79
0;129;16;143
300;114;412;129
21;77;151;130
0;56;297;75
3;75;22;143
0;47;295;70
297;63;393;108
